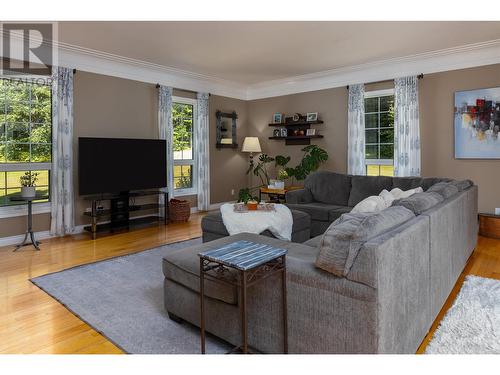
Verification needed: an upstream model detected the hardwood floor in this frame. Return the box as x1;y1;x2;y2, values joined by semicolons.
0;215;499;354
0;213;204;354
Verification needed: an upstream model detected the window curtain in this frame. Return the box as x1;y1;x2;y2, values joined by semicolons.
347;83;366;175
158;85;174;208
394;76;421;177
196;93;210;211
50;67;74;236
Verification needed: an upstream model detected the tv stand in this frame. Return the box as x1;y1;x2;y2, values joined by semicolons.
82;190;169;239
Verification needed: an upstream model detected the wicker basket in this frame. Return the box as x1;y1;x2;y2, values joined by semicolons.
169;199;191;222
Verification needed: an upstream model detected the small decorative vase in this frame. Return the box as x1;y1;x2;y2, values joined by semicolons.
21;186;36;198
247;201;258;211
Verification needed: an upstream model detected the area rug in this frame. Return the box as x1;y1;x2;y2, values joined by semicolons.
31;238;230;354
425;275;500;354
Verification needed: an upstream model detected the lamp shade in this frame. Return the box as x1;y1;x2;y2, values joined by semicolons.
242;137;261;153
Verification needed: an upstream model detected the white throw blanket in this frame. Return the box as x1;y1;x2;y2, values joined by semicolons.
220;203;293;241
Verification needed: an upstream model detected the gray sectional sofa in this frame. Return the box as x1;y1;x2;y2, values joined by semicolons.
286;171;453;237
163;172;478;353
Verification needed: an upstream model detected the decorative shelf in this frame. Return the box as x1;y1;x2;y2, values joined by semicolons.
269;135;324;146
268;120;324;127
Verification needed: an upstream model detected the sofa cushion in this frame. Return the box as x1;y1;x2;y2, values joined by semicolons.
427;182;459;199
285;188;313;204
391;177;423;191
286;202;347;222
303;235;323;248
163;248;238;305
449;179;473;191
328;206;352;221
305;171;352;205
392;191;444;215
421;177;452;191
351;195;387;213
348;176;393;207
315;206;415;276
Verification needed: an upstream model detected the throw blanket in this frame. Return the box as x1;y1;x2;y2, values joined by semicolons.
220;203;293;241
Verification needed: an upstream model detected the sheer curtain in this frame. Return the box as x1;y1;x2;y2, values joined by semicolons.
50;67;75;236
347;83;366;175
394;76;421;177
196;93;210;211
158;85;173;207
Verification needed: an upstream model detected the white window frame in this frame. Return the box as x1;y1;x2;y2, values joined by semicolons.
172;96;197;197
0;76;52;218
364;89;395;173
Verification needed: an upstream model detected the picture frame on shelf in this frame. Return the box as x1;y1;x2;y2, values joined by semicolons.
306;128;316;136
273;129;282;137
306;112;318;122
273;113;283;124
280;128;288;137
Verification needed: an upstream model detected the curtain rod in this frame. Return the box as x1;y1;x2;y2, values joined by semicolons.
346;73;423;90
155;83;211;96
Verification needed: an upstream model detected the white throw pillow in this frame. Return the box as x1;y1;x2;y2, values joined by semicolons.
351;195;387;213
379;189;395;207
391;187;423;199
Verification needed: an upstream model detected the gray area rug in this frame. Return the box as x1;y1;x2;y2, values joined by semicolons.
31;238;230;354
425;275;500;354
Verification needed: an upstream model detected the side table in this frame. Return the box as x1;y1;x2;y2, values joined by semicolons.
198;240;288;354
479;213;500;239
9;194;49;251
259;186;301;203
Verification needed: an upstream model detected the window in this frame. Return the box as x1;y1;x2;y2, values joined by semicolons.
0;78;52;208
172;97;197;196
365;89;395;176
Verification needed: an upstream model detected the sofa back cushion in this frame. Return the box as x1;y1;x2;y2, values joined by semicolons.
391;191;444;215
315;206;415;276
348;176;393;207
450;179;473;191
421;177;452;191
427;182;459;199
391;177;423;191
305;171;352;205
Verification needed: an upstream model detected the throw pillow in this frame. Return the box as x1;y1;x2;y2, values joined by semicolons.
390;186;423;199
350;195;387;213
427;182;459;199
391;191;444;215
315;206;415;276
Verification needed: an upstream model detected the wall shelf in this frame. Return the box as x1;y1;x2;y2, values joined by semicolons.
268;120;324;127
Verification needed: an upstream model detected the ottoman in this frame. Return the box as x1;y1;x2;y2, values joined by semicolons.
201;209;311;243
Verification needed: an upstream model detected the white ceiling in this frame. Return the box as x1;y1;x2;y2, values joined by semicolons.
59;21;500;85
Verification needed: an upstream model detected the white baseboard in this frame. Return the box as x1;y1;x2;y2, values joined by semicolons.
0;230;53;248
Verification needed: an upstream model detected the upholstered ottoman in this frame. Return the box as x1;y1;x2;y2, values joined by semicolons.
201;209;311;243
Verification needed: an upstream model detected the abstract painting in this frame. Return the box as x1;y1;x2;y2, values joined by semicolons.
454;87;500;159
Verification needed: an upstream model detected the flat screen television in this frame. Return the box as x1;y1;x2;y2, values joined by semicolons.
78;137;167;195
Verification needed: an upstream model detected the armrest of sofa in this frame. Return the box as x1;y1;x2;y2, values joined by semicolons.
285;188;313;204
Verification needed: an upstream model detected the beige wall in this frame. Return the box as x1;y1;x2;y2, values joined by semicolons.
2;63;500;238
248;63;500;213
420;64;500;213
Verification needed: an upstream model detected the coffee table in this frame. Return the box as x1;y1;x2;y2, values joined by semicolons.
198;240;288;354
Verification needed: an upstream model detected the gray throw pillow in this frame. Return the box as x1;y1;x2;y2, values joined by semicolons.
315;206;415;276
449;179;473;191
392;191;444;215
427;182;459;199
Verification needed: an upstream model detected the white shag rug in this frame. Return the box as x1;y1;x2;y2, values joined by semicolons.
425;275;500;354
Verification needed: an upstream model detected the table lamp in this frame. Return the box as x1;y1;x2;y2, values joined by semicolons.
242;137;262;169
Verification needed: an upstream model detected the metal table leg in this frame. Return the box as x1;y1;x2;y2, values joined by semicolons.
13;201;40;251
241;270;248;353
282;255;288;353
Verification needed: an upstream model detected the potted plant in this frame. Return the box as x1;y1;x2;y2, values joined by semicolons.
20;171;39;198
238;187;260;210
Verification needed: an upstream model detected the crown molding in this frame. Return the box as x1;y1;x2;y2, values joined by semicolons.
2;28;500;101
245;39;500;100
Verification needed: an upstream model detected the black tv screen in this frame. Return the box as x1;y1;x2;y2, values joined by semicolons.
78;137;167;195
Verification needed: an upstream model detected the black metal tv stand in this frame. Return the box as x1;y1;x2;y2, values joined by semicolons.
82;190;169;239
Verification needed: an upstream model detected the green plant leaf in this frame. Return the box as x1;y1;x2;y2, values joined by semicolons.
275;155;291;167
